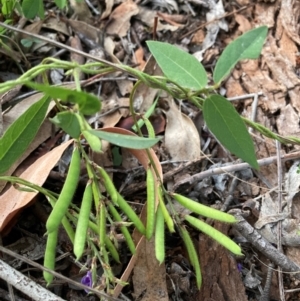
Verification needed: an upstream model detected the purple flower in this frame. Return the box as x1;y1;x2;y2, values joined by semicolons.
81;271;92;293
237;263;243;273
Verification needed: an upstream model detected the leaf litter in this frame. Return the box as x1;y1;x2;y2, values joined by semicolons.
2;0;300;300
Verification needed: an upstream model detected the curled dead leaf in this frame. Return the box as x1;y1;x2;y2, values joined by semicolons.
160;98;201;161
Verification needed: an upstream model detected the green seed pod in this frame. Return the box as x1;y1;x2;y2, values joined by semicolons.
158;188;175;233
179;225;202;289
155;205;165;264
99;202;106;248
108;202;136;254
117;193;146;235
98;166;118;204
43;229;58;286
46;145;81;233
172;193;237;223
185;214;243;256
74;181;93;260
105;236;120;263
146;167;156;240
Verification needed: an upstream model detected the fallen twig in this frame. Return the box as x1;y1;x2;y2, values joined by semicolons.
173;151;300;191
0;258;65;301
229;209;300;279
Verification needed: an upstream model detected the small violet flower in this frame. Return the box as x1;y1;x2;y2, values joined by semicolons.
81;271;92;293
237;263;243;273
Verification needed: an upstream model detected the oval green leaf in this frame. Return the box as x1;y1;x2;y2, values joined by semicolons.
25;82;101;115
147;41;207;90
203;95;258;169
0;95;51;175
50;111;81;138
88;129;161;149
22;0;40;19
213;26;268;84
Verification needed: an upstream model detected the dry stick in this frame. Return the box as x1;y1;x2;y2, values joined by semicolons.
0;246;122;301
0;22;122;71
259;263;274;301
173;151;300;191
180;3;255;39
276;141;285;301
229;209;300;279
0;258;65;301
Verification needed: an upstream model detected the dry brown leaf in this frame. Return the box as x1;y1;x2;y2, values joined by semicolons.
0;140;73;233
66;19;102;44
161;98;201;161
106;0;139;37
42;17;69;36
132;237;168;301
99;96;129;128
134;47;146;70
104;37;121;64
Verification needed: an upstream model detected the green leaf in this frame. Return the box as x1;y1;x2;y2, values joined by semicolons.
82;130;102;152
38;0;45;19
213;26;268;84
0;95;51;174
54;0;67;9
50;111;81;138
203;95;258;169
88;130;161;149
22;0;40;19
147;41;207;90
25;82;101;115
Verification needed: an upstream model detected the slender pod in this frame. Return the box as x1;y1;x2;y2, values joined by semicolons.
158;188;175;232
117;193;146;235
46;145;81;233
47;196;75;244
155;205;165;264
146;167;156;240
184;214;243;255
74;181;93;260
108;202;136;254
180;226;202;288
105;236;120;263
43;229;58;285
172;193;237;223
99;202;106;248
97;166;118;204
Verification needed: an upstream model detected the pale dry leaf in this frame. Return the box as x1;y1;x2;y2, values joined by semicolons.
116;80;133;96
162;98;201;161
276;104;299;137
101;0;114;19
0;140;74;232
104;37;121;64
255;193;300;246
106;0;139;37
280;0;300;45
69;0;93;23
136;7;180;32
